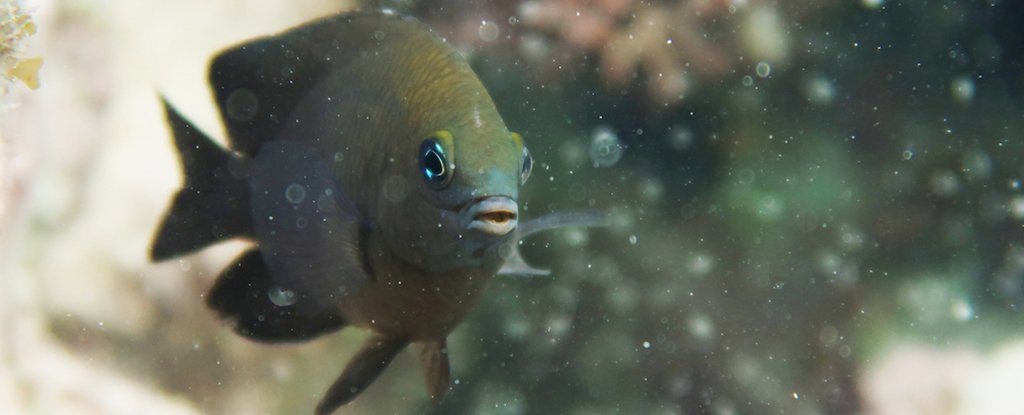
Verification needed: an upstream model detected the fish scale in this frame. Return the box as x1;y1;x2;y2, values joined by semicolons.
151;10;603;414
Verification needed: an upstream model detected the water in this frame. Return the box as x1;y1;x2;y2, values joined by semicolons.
5;1;1024;414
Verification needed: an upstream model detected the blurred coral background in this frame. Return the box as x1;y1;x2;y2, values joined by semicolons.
2;0;1024;414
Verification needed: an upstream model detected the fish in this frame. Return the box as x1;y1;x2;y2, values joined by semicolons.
150;10;604;414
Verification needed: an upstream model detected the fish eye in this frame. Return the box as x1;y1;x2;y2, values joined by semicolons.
420;138;452;189
521;146;533;185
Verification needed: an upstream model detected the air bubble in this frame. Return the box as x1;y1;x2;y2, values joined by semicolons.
687;314;714;340
588;125;624;168
803;75;835;106
951;298;973;321
667;126;694;151
285;183;306;204
225;88;259;122
1010;196;1024;220
961;148;992;181
478;20;499;42
861;0;884;9
929;170;961;197
755;61;771;78
268;287;297;307
688;253;715;276
951;76;975;103
317;193;336;212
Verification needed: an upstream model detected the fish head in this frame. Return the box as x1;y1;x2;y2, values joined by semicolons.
289;17;536;275
379;113;534;274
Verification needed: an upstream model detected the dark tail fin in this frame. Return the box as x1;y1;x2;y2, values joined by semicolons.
150;98;252;260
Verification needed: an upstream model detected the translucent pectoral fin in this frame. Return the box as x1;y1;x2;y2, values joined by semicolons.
517;210;609;238
497;210;608;278
250;140;370;316
497;243;551;277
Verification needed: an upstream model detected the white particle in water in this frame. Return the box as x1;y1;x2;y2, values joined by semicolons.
951;298;973;322
1011;196;1024;220
861;0;884;9
961;148;992;181
687;314;714;340
628;235;638;245
951;75;975;103
688;253;715;276
642;341;651;349
803;75;835;106
929;170;961;197
668;125;695;151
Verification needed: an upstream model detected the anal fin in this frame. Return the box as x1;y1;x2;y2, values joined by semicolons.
250;140;371;316
207;249;345;342
420;339;451;405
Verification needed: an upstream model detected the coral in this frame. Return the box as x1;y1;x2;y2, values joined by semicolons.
411;0;835;108
1;0;41;92
519;0;734;106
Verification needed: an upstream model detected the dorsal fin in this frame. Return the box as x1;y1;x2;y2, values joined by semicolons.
208;12;421;156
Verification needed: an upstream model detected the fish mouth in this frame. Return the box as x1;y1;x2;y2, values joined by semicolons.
463;196;518;236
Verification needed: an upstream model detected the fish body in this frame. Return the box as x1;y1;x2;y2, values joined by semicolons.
151;11;601;414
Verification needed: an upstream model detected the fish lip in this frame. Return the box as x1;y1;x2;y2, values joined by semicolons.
462;196;518;236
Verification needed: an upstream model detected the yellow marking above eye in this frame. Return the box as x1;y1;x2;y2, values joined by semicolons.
432;130;455;143
431;130;456;168
510;131;523;147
